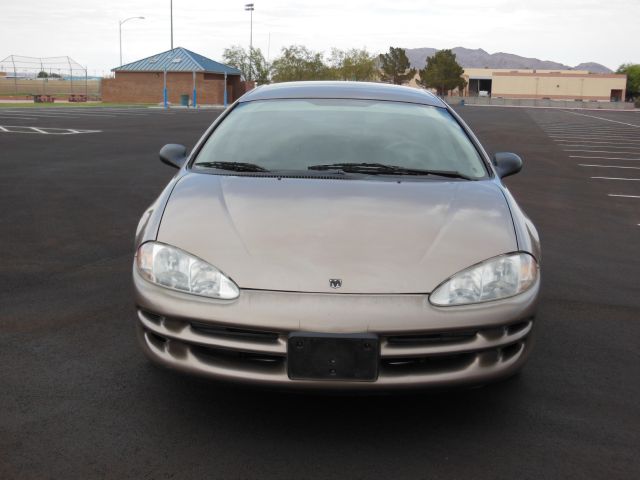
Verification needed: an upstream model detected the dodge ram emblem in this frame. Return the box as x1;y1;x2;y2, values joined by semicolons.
329;279;342;289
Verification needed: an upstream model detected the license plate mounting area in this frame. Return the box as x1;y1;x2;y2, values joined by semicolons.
287;332;379;381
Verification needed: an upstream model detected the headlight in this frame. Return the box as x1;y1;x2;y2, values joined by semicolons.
135;242;239;300
429;253;538;306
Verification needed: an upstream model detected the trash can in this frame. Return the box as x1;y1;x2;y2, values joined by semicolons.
180;94;190;107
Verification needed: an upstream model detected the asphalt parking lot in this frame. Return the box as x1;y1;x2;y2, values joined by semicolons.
1;104;639;479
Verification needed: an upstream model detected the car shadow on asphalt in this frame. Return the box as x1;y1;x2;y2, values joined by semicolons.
140;360;526;435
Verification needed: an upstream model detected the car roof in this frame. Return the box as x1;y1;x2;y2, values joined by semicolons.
239;81;447;108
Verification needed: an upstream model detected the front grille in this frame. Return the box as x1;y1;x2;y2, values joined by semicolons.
190;321;280;344
138;308;533;387
507;321;529;335
190;344;285;367
147;331;168;346
501;342;523;360
142;311;163;323
382;320;533;357
386;330;476;346
382;352;476;373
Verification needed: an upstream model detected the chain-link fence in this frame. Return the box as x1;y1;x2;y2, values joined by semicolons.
0;55;101;100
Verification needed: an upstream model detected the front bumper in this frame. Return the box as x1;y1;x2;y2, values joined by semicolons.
134;268;539;390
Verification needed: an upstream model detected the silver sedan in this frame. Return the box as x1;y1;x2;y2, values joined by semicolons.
133;81;541;390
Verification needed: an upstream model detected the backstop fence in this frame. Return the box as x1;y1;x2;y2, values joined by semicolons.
0;55;101;100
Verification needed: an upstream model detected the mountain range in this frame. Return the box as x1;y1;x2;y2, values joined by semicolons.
404;47;613;73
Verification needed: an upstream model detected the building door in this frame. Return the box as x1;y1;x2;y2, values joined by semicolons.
468;78;492;97
610;89;623;102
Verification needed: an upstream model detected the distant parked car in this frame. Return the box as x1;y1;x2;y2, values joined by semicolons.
479;90;490;97
133;81;541;390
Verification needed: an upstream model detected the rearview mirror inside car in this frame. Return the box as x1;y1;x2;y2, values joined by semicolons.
159;144;188;169
493;152;523;178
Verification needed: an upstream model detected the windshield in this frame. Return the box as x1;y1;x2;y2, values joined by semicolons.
193;99;488;179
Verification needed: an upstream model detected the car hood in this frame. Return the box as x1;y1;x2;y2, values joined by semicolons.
157;173;517;294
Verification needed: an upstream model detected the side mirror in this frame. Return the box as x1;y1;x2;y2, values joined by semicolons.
159;144;188;169
493;152;522;178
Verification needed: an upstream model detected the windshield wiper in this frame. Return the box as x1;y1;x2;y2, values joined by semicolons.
307;163;473;180
195;161;270;172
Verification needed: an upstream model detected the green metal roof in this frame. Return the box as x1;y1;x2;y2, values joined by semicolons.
113;47;241;75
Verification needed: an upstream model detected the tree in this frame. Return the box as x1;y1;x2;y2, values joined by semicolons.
222;45;271;84
222;45;246;77
616;63;640;102
271;45;333;82
329;48;377;81
378;47;415;85
248;47;271;85
418;49;467;96
37;71;61;79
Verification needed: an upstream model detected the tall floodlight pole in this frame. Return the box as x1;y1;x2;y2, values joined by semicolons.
244;3;254;81
170;0;174;49
119;16;145;66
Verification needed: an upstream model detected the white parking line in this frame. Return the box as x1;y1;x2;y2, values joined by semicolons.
544;127;634;132
555;139;640;146
547;132;635;137
554;137;640;142
549;134;638;140
579;164;640;170
31;108;149;112
0;115;38;120
560;145;640;150
548;133;638;138
544;123;629;127
562;110;640;128
564;149;640;154
548;128;639;133
0;125;102;135
0;112;85;119
0;109;171;117
591;176;640;181
608;194;640;198
0;110;115;118
570;155;640;161
552;138;640;143
27;110;148;117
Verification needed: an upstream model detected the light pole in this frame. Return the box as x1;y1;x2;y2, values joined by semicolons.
244;3;254;81
119;16;145;66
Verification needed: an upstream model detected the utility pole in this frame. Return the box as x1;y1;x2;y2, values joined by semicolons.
170;0;174;49
244;3;254;81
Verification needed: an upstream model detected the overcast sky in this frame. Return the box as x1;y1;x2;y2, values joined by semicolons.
1;0;638;76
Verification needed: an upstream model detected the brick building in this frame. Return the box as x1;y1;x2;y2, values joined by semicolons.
102;47;248;105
